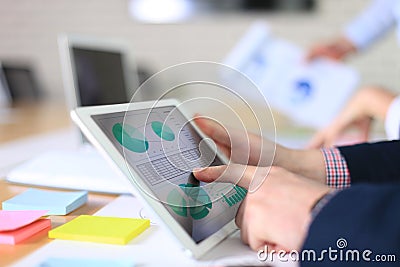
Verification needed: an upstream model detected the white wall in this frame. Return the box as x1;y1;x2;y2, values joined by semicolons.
0;0;399;100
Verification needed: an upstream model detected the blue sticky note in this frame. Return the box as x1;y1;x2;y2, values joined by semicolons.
38;257;135;267
2;188;88;215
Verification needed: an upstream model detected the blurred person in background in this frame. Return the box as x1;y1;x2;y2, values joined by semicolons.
307;0;400;148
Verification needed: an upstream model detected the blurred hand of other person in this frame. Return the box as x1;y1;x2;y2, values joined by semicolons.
306;36;357;62
308;86;397;148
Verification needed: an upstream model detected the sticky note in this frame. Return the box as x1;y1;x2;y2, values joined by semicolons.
48;215;150;245
2;188;88;215
0;219;51;245
38;257;135;267
0;210;48;231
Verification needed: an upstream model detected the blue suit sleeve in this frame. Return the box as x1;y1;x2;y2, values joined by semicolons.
301;184;400;267
338;140;400;184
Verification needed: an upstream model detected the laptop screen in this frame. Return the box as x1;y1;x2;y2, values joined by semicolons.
72;47;128;106
1;65;40;102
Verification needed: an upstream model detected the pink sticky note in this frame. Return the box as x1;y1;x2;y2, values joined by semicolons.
0;210;48;231
0;219;51;245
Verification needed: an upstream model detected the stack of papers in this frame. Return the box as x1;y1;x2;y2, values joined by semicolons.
0;210;51;245
2;188;88;215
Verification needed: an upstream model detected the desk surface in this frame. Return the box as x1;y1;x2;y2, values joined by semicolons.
0;101;376;266
0;101;71;144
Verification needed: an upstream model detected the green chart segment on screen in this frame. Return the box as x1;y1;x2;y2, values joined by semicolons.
167;184;247;220
167;183;213;220
112;121;175;153
222;186;247;207
151;121;175;141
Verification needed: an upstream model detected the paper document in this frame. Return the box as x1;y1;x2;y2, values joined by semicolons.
224;22;359;129
6;146;131;194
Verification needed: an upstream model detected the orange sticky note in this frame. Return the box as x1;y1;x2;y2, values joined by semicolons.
0;219;51;245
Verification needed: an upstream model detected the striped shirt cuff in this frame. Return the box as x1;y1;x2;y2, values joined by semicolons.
321;148;351;189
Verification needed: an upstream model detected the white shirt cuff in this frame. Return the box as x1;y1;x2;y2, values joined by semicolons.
344;25;370;51
344;0;396;50
385;95;400;140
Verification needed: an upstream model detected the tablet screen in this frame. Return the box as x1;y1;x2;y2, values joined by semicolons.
92;105;245;243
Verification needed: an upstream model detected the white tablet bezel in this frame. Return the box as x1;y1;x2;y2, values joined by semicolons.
71;99;239;259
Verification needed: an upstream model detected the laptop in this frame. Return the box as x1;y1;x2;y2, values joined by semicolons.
58;34;138;110
0;62;41;103
6;35;140;194
0;64;12;123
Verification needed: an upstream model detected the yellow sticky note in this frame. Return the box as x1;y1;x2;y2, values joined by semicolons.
48;215;150;245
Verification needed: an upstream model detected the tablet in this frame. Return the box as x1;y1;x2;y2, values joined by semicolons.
71;99;245;259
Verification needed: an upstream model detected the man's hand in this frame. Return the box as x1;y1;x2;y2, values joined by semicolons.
308;87;397;148
195;115;327;183
306;37;357;62
194;115;276;167
194;165;331;251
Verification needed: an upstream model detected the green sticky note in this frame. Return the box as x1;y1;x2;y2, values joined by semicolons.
48;215;150;245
